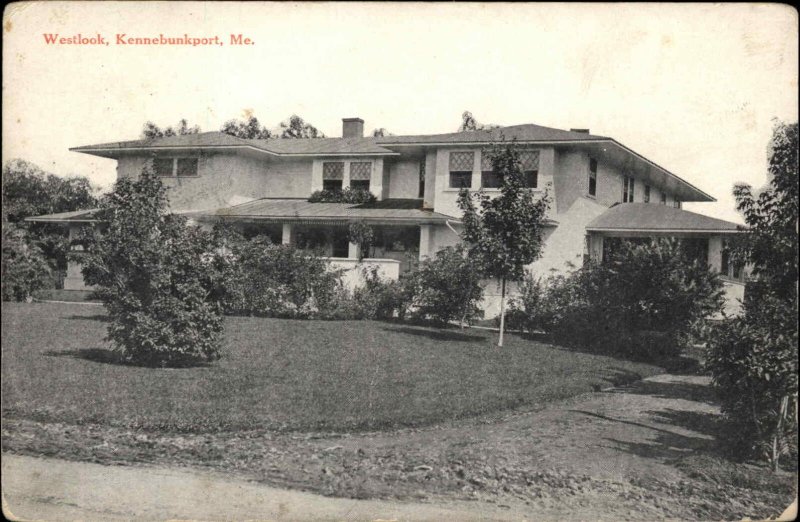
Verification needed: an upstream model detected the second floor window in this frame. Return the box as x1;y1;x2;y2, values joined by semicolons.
644;185;651;203
480;153;501;189
323;162;344;192
588;158;597;197
153;157;198;177
349;162;372;191
674;198;682;209
418;159;426;198
520;150;540;189
623;175;635;202
661;192;667;205
449;151;474;189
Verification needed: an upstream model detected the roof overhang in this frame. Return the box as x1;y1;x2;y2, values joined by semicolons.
70;144;400;160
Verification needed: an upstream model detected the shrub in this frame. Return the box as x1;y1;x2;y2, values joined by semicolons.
1;224;52;302
308;188;376;204
81;169;222;367
703;292;798;470
509;238;725;358
405;245;484;325
211;230;342;319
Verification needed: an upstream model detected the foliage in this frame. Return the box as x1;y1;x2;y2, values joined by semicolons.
405;245;484;326
2;159;98;271
347;222;374;260
279;114;325;138
324;265;413;320
1;223;52;301
509;238;725;358
220;115;273;139
458;110;499;132
457;143;551;344
372;128;393;137
703;296;797;470
208;228;341;319
705;120;799;471
141;119;200;138
80;168;222;367
308;188;377;204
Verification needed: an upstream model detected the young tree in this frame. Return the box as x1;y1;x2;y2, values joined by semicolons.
220;115;273;139
457;144;551;346
80;167;223;366
279;114;325;138
347;221;375;260
141;119;201;138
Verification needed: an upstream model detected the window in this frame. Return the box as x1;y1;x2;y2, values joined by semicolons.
323;162;344;192
520;150;540;188
674;198;682;209
153;157;199;177
622;175;635;202
480;152;501;188
661;192;667;205
449;151;473;188
418;159;426;198
588;158;597;197
349;162;371;191
644;185;651;203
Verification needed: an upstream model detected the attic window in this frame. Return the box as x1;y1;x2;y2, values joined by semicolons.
449;151;474;189
323;161;344;191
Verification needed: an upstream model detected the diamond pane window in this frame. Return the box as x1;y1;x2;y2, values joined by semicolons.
480;152;494;171
519;151;539;171
349;162;372;180
323;162;344;180
449;151;474;172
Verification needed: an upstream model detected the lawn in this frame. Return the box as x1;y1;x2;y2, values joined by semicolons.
1;302;663;433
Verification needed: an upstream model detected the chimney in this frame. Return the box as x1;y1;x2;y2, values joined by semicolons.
342;117;364;138
570;128;590;134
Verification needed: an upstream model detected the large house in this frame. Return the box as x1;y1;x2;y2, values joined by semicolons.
28;117;746;315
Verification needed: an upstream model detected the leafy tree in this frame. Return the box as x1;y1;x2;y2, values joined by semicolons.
141;119;201;139
705;120;798;470
457;144;551;346
279;114;325;138
80;167;222;366
2;159;98;272
220;115;273;139
458;111;499;132
372;128;393;137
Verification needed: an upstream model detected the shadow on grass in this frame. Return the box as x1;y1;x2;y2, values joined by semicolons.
43;348;211;368
66;314;109;322
382;326;486;343
614;378;719;405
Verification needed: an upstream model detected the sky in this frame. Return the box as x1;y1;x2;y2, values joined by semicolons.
3;2;798;223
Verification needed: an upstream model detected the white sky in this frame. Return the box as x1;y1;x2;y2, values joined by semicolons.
3;2;798;223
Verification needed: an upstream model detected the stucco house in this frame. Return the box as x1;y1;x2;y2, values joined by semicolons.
28;117;747;315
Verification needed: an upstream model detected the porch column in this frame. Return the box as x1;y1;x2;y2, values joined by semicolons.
419;224;433;260
281;223;293;245
708;236;723;273
348;240;360;259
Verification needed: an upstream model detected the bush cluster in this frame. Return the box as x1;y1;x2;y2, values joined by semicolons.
1;224;52;302
508;238;725;359
308;188;376;204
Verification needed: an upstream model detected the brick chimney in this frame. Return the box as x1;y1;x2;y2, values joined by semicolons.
570;128;590;134
342;118;364;138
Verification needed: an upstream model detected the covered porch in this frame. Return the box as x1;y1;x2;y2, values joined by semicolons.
585;203;747;315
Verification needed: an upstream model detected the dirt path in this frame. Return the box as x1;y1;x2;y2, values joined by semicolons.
3;373;796;521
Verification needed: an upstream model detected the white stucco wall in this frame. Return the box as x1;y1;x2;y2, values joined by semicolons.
387;159;422;199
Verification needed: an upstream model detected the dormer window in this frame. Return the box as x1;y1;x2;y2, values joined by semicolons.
349;162;372;191
449;151;474;189
323;161;344;191
152;157;198;177
623;175;635;202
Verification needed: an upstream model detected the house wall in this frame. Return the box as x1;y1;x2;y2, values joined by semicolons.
116;153;312;211
388;159;422;199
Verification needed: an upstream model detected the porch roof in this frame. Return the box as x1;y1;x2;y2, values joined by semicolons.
192;198;459;226
586;203;743;234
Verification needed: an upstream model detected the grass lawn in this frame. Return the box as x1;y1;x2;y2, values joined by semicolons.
2;302;663;433
33;289;101;303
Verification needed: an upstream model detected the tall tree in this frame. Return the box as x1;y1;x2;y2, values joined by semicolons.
457;144;551;347
141;119;200;139
458;111;499;132
220;115;273;139
279;114;325;138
